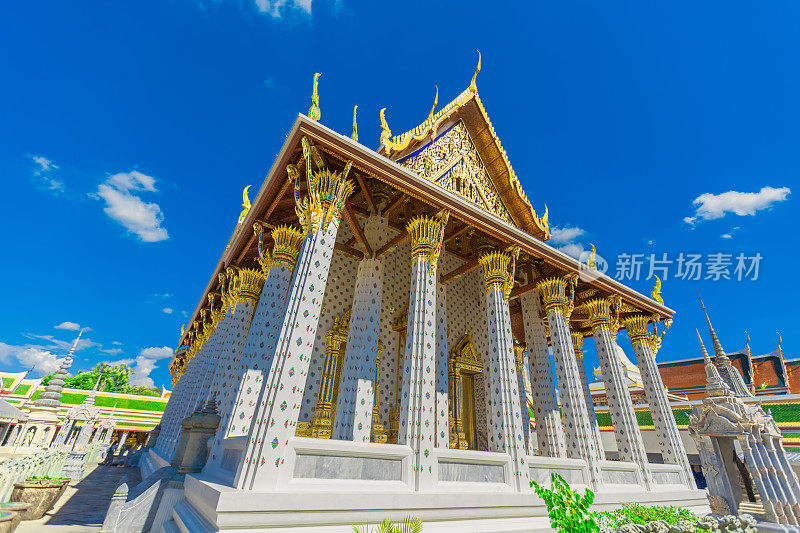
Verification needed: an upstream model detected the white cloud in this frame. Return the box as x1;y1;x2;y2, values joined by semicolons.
685;186;790;225
139;346;174;360
550;226;586;246
22;333;100;352
254;0;312;17
721;233;732;239
95;171;169;242
112;341;123;346
549;225;589;259
54;321;81;331
129;355;158;388
30;154;65;192
162;307;173;315
559;243;585;260
100;348;123;355
32;155;58;173
0;343;61;374
107;358;135;366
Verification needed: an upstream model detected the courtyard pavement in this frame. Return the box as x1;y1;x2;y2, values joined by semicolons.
16;462;141;533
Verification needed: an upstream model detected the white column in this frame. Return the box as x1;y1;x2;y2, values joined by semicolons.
332;257;383;442
398;212;448;491
234;158;354;491
208;226;303;474
513;345;535;456
520;290;566;458
749;433;789;523
587;298;652;488
538;279;603;487
741;434;779;522
479;249;530;492
434;282;450;449
165;300;234;460
202;272;263;410
571;332;605;459
624;315;694;488
115;431;129;454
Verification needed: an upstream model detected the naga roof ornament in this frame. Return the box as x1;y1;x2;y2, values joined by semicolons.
308;72;321;121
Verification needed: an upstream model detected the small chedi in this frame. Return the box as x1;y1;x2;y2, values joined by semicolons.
122;59;710;532
690;326;800;529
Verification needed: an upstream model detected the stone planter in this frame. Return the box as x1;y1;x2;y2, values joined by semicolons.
0;511;19;533
0;504;27;532
10;478;69;520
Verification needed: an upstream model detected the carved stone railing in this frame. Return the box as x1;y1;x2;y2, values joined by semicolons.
0;449;70;501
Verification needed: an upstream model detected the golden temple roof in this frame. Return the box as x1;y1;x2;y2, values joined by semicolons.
378;56;550;240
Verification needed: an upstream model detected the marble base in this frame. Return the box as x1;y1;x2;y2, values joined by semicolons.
171;437;708;532
171;473;709;532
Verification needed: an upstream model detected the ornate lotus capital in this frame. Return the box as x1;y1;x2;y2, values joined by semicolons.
537;277;569;315
622;314;652;348
478;247;519;302
270;225;305;271
585;298;612;334
570;331;584;357
513;343;525;369
234;268;265;306
406;210;449;274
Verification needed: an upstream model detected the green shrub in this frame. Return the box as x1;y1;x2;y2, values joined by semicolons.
352;516;422;533
595;503;698;530
531;472;598;533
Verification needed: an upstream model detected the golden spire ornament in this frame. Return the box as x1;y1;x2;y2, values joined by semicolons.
469;50;481;93
238;185;252;224
651;275;663;304
351;105;358;142
426;86;439;123
308;72;321;121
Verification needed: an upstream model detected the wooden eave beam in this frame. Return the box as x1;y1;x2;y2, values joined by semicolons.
441;259;480;285
343;203;373;258
355;173;376;214
335;242;364;260
375;230;409;260
381;193;405;217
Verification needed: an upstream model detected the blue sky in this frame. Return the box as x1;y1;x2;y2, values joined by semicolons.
0;1;796;390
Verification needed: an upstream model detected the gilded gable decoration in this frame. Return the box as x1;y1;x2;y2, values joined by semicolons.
377;53;550;240
400;121;512;224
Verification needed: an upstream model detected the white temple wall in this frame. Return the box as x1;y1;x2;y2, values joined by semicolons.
445;263;490;451
298;248;358;424
376;238;412;428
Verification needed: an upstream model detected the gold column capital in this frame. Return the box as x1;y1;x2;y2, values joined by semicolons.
513;343;525;369
537;277;569;315
622;314;651;346
570;331;584;358
478;246;519;301
290;145;355;234
406;210;449;274
234;268;266;306
270;225;305;271
585;298;612;334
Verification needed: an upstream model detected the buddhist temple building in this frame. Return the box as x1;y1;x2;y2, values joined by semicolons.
147;59;708;531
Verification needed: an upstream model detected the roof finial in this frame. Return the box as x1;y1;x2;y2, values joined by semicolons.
379;108;392;146
351;105;358;142
778;331;784;357
698;291;727;361
238;185;252;224
308;72;321;121
469;50;481;93
651;275;664;304
745;331;751;350
426;86;439;123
